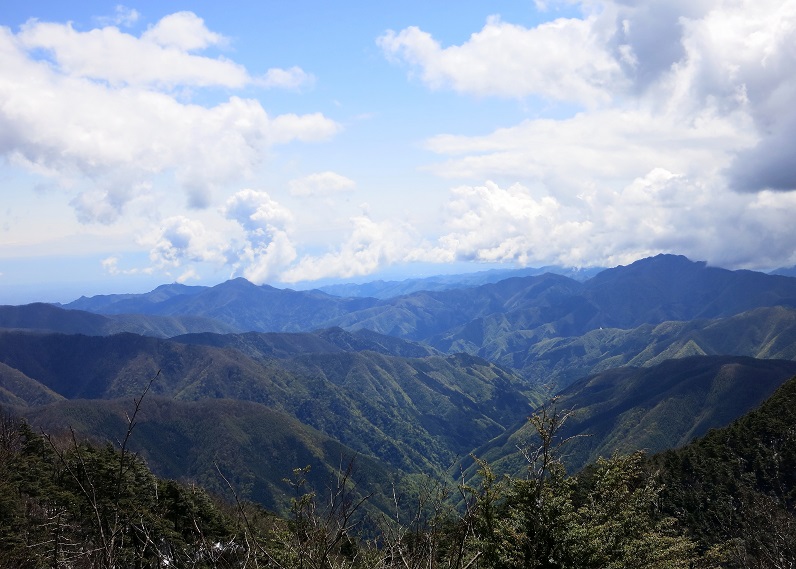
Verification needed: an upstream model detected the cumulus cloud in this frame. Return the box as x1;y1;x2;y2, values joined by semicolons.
289;171;356;197
0;14;339;224
224;189;294;234
378;14;625;104
224;189;297;283
147;216;227;270
101;255;151;276
71;182;152;224
138;194;414;285
261;66;315;90
424;106;752;200
382;0;796;194
141;11;225;51
17;16;244;88
680;1;796;192
374;0;796;270
280;214;416;282
427;173;796;269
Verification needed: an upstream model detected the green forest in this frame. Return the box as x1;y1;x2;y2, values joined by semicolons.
4;374;796;568
4;257;796;568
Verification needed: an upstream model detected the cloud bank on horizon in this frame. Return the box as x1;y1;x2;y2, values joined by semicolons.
2;0;796;294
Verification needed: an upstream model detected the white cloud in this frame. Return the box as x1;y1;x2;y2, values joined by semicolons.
261;66;315;90
224;189;294;235
0;17;340;224
675;0;796;192
424;105;753;198
95;5;140;28
224;189;297;283
236;229;298;284
141;11;225;51
101;255;151;275
376;0;796;271
382;0;796;195
289;171;356;196
280;214;416;282
147;216;226;269
378;14;625;104
18;17;245;88
425;181;588;266
426;173;796;270
176;266;201;283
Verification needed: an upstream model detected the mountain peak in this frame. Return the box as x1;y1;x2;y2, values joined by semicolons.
214;277;259;290
625;254;706;271
590;254;707;283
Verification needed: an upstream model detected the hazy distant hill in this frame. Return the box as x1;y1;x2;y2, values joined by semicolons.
56;256;796;350
0;303;114;334
65;277;379;332
43;255;796;391
468;355;796;477
317;265;604;299
0;302;236;337
428;255;796;353
771;265;796;277
63;282;207;313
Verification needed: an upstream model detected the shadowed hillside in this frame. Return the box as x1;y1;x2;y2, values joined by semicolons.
0;302;237;337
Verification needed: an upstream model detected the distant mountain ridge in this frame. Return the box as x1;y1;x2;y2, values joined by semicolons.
66;277;380;332
2;254;790;389
0;302;237;337
65;282;206;313
57;256;796;343
316;265;604;299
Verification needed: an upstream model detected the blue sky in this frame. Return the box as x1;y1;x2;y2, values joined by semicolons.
2;1;796;303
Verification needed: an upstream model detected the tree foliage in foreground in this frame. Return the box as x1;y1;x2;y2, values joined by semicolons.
653;374;796;568
0;398;713;569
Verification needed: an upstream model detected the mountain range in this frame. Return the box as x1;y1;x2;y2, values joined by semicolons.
3;253;796;517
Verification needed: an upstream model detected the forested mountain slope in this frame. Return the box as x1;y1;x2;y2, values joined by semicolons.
171;326;440;360
0;330;534;477
469;355;796;477
652;373;796;566
481;304;796;388
20;396;394;515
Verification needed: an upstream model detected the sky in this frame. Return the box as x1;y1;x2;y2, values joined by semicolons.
2;1;796;303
